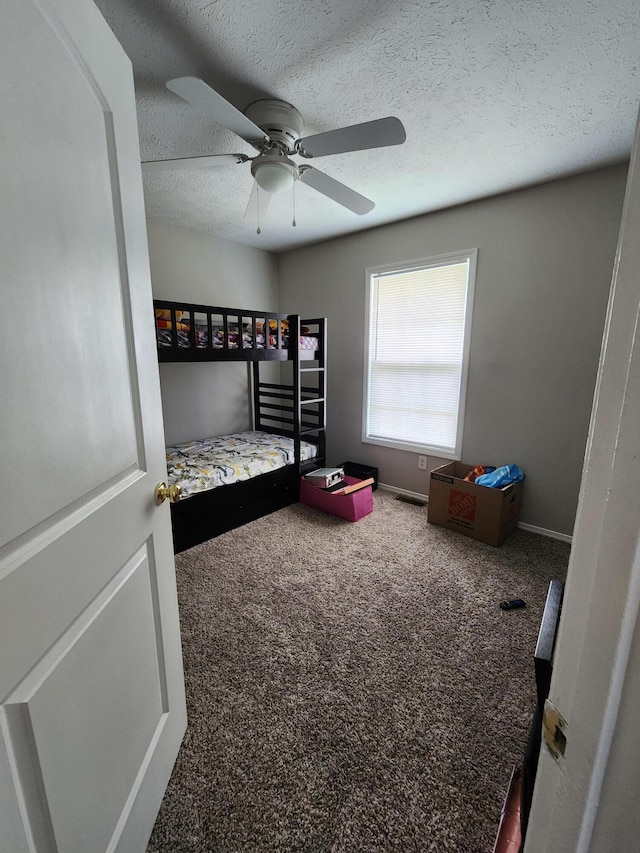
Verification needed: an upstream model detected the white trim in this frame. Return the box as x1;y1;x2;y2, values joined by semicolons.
362;249;478;459
576;534;640;852
517;521;573;544
454;248;477;458
377;483;429;503
362;268;372;442
376;494;572;542
361;435;459;460
364;249;477;280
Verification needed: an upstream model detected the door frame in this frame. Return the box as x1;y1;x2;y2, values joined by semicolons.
525;106;640;851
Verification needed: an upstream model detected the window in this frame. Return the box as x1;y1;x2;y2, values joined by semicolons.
363;250;477;459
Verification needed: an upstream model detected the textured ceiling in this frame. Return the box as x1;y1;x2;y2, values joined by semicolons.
94;0;640;252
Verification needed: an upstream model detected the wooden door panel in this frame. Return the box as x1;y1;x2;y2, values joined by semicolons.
0;736;31;853
0;0;186;849
0;0;141;548
0;473;158;691
5;549;165;853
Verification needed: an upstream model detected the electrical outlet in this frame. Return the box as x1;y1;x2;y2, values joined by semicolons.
418;455;427;470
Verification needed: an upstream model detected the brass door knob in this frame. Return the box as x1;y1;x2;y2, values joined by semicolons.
155;482;182;505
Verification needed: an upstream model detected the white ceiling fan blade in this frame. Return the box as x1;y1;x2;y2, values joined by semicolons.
166;77;268;146
299;166;374;215
297;116;406;158
142;153;248;174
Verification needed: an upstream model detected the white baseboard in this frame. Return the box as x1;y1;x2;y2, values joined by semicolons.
378;483;429;503
518;522;573;543
378;484;573;543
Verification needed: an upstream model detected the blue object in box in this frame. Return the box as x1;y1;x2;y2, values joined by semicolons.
476;464;525;488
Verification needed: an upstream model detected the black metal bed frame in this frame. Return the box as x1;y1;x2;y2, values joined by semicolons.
153;299;327;552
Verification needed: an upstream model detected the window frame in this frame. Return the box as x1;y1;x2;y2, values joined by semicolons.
362;249;477;460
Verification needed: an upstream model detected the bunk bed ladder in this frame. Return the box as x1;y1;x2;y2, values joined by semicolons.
251;316;326;479
297;316;327;473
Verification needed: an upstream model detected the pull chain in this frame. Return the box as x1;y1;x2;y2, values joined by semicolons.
256;184;261;235
292;174;297;227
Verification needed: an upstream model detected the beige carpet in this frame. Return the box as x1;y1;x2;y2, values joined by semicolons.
148;489;570;852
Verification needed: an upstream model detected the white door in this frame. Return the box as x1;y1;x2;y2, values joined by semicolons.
0;1;186;851
524;109;640;850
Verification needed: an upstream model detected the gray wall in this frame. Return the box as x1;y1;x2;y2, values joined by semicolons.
277;165;628;537
147;219;280;446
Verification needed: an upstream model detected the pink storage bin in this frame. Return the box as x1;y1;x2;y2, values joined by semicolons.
299;475;373;522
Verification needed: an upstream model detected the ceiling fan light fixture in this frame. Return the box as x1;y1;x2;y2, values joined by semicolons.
251;156;298;194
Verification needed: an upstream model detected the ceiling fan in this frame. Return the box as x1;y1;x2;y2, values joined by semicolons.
142;77;406;217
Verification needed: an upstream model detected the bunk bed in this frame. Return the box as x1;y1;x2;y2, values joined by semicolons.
153;299;327;552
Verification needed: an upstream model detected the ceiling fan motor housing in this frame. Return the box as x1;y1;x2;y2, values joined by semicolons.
244;99;304;153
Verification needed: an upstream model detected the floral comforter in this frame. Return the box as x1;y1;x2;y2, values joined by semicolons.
166;430;319;498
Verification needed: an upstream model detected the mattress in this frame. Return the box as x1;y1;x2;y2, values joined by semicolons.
166;430;319;498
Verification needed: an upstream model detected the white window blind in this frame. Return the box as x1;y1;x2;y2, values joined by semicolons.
364;251;476;458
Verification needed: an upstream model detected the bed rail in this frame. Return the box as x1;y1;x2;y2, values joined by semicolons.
153;299;296;362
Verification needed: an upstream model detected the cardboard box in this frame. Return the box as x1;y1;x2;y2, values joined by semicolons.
427;461;523;546
300;475;373;522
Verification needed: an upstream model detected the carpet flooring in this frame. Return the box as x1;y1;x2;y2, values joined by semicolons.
148;489;570;852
